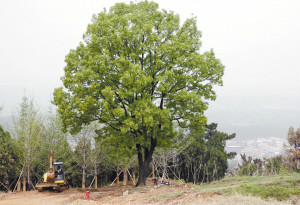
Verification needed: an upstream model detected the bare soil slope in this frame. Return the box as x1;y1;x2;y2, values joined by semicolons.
0;178;296;205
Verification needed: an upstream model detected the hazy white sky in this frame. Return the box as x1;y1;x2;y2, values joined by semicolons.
0;0;299;140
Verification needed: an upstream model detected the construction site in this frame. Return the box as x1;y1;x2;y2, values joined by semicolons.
1;149;297;205
2;175;297;205
1;0;300;204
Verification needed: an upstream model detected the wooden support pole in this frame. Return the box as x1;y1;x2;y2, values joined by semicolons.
13;163;25;193
110;171;122;186
0;182;9;192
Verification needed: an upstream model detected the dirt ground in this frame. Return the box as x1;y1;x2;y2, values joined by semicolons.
0;179;293;205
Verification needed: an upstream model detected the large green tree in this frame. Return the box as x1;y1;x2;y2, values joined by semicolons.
53;1;224;186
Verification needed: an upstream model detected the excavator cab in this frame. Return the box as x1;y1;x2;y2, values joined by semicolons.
54;162;65;182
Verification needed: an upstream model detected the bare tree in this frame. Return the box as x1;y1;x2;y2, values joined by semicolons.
284;126;300;171
153;129;192;182
88;138;106;188
12;96;45;190
70;123;97;189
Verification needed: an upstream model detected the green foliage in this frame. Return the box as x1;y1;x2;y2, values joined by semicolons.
197;173;300;201
265;156;282;175
203;123;236;181
43;108;73;162
10;97;77;187
1;96;116;189
52;1;224;183
238;154;284;176
0;125;19;187
177;123;236;183
31;108;74;185
279;167;289;175
240;164;258;176
12;96;46;185
237;181;300;201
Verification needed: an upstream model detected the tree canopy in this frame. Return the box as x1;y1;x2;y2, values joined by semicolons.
53;0;224;185
0;125;19;186
177;123;236;183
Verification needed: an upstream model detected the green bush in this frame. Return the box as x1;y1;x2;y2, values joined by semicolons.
279;167;289;175
237;181;300;201
266;157;281;174
240;164;257;176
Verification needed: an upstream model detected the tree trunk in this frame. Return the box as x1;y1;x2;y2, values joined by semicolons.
135;136;157;187
82;168;86;189
94;175;98;189
123;167;127;186
17;179;21;192
136;163;148;186
162;152;168;181
187;165;190;182
193;166;197;184
132;167;136;186
27;165;31;191
116;167;120;186
94;164;97;189
22;177;26;192
152;163;155;179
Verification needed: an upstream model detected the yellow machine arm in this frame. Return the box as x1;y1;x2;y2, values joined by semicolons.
50;150;54;172
43;150;55;183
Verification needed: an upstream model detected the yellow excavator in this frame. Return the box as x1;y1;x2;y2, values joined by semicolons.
36;151;69;192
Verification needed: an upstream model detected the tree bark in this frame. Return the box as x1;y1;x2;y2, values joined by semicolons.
152;163;155;179
94;164;98;189
132;167;136;186
22;177;26;192
136;162;148;186
17;179;21;192
95;175;98;189
193;166;197;184
135;136;157;186
116;167;120;186
123;167;127;186
82;167;86;189
162;156;167;181
27;165;31;191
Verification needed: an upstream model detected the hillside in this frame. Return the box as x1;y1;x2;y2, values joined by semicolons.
1;174;299;205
